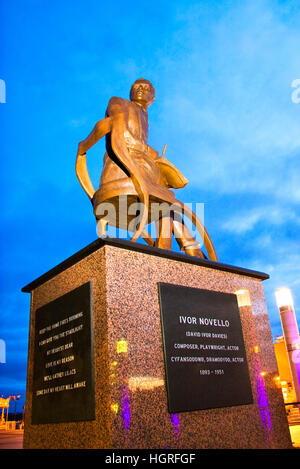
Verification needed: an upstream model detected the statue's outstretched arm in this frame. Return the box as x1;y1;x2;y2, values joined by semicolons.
78;117;112;154
76;96;150;242
76;117;112;199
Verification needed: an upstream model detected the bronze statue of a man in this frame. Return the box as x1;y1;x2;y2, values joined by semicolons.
76;78;217;261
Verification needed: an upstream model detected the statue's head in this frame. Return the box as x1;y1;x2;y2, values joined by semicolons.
130;78;155;108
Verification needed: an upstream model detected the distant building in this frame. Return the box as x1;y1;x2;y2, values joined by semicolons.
273;335;300;426
274;335;296;403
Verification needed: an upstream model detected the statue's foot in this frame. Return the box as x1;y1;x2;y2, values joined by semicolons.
185;246;207;259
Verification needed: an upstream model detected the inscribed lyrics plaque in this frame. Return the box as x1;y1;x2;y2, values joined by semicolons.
31;282;95;424
158;283;253;413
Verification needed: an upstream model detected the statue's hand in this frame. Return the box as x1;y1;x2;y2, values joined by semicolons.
75;145;94;200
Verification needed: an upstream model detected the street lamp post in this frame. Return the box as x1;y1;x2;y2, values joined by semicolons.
11;394;21;422
275;288;300;403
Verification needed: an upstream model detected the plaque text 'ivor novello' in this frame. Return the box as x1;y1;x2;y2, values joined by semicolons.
179;316;230;327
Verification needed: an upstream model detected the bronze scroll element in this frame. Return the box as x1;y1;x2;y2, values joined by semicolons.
76;78;218;261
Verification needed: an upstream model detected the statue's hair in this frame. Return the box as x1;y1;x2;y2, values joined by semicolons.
130;78;155;106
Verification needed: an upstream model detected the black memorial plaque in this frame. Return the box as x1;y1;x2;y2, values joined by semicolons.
158;283;253;413
31;282;95;424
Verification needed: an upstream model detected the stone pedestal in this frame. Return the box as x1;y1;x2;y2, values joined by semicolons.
22;238;292;449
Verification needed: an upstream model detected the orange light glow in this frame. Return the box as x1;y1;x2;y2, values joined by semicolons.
111;403;119;414
235;289;251;307
129;376;164;392
117;339;128;354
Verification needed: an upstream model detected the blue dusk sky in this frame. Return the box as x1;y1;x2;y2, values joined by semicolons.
1;0;300;410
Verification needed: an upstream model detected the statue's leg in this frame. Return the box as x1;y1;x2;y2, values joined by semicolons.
96;218;108;237
141;229;155;247
155;213;173;250
173;199;218;261
172;212;206;259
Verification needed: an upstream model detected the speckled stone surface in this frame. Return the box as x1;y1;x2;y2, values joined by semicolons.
23;243;292;449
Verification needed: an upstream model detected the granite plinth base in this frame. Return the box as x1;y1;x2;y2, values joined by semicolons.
22;238;292;449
